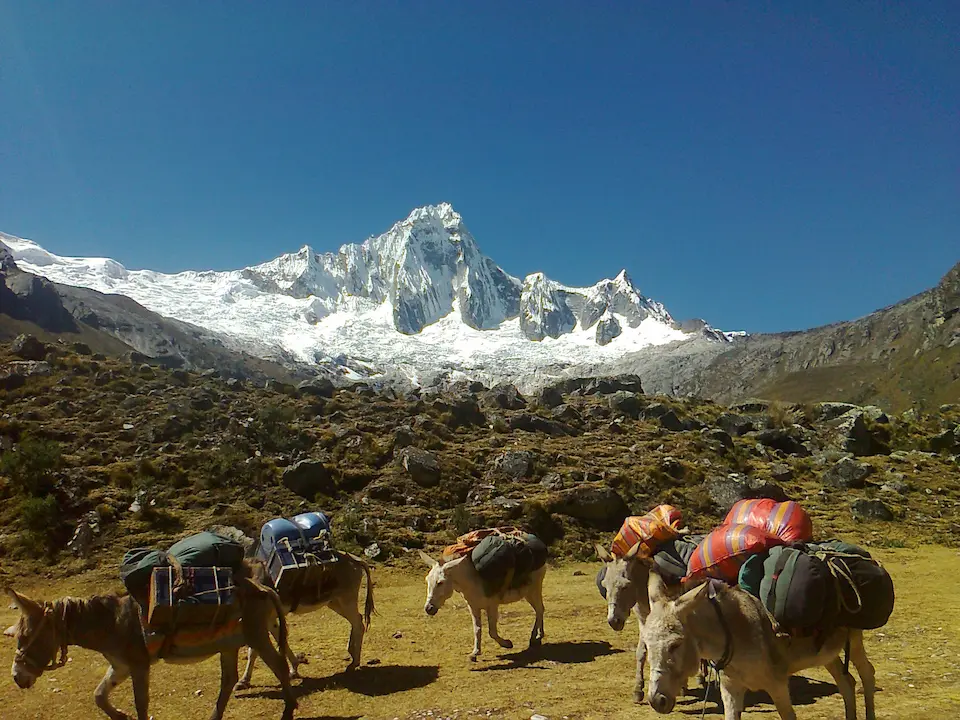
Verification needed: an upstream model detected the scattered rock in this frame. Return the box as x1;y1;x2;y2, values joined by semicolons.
364;543;382;559
535;386;565;409
396;447;441;487
282;459;334;498
539;473;564;490
11;334;47;361
549;486;629;530
701;427;734;449
0;369;25;391
582;374;643;395
507;413;576;436
265;379;298;396
658;410;684;432
929;427;960;454
705;474;788;510
828;410;890;457
393;425;416;451
822;457;874;489
717;413;754;437
69;342;92;356
607;391;644;419
481;383;527;410
851;499;895;522
488;450;535;480
297;377;335;398
6;360;52;377
815;402;861;422
755;427;810;456
550;404;583;424
769;463;794;482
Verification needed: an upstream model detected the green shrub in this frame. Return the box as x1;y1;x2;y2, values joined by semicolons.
451;504;472;535
0;437;61;496
19;495;60;557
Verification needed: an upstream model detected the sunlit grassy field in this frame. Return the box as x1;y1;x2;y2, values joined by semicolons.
1;547;959;719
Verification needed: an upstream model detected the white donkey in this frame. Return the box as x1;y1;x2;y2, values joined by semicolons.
418;550;546;661
642;571;877;720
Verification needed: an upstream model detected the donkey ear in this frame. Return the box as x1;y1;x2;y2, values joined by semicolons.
4;588;41;617
3;624;16;638
417;550;439;568
595;544;614;563
624;541;644;561
675;581;710;620
647;570;669;604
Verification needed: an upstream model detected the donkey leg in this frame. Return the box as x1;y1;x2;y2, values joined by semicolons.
525;584;545;648
207;649;240;720
469;606;483;661
94;663;132;720
767;680;797;720
825;657;858;720
633;618;646;703
330;594;366;670
486;604;513;649
129;666;150;720
253;631;297;720
718;676;745;720
849;631;877;720
234;647;258;691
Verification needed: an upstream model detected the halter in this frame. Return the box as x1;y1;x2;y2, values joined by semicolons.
14;603;69;673
705;580;733;672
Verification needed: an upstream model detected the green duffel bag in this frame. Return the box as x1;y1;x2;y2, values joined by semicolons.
168;531;246;570
120;548;167;606
759;546;838;633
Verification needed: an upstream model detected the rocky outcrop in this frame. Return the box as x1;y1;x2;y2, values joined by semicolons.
282;459;334;498
519;273;576;341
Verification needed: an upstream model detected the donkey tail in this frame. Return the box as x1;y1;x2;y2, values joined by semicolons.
355;554;375;630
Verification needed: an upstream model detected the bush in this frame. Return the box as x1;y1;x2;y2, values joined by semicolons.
19;495;60;557
0;437;61;496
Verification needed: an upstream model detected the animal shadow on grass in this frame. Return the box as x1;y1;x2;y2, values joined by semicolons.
677;676;839;715
475;640;623;672
239;664;440;701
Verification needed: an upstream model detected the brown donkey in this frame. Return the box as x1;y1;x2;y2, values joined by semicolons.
4;572;297;720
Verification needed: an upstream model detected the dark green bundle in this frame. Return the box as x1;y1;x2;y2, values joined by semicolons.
471;533;547;597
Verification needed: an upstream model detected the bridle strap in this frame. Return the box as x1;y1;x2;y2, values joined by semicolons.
706;580;733;671
15;603;69;671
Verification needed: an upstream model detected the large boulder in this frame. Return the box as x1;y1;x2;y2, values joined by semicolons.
507;413;576;436
282;459;334;499
717;413;754;437
929;426;960;454
582;374;643;396
488;450;535;480
535;385;566;409
755;427;810;456
815;402;861;422
11;334;47;361
549;486;629;530
438;396;487;427
481;384;527;410
701;427;734;450
822;457;874;489
704;474;788;511
851;499;895;522
608;391;644;419
828;410;891;456
396;447;441;487
297;377;336;398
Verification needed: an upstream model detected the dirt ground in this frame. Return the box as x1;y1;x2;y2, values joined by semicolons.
1;546;959;720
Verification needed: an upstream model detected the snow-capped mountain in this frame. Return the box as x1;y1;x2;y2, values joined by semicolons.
1;204;727;385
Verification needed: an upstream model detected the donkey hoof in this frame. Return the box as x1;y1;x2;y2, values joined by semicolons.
345;661;360;672
634;689;645;704
234;680;251;691
469;654;479;663
498;639;513;649
529;637;542;649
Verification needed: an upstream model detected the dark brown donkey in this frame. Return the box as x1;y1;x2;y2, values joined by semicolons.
4;569;297;720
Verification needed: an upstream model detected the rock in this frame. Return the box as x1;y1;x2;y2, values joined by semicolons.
850;499;895;522
393;425;416;451
536;386;565;409
127;350;149;365
282;459;335;499
658;410;684;432
539;473;564;490
191;395;215;411
6;360;52;377
364;542;383;559
265;379;298;396
829;410;891;456
608;391;644;419
549;486;629;530
11;334;47;361
705;474;788;510
225;377;244;390
730;399;770;414
507;413;576;436
682;417;706;431
717;413;754;436
861;406;889;424
490;496;523;518
297;377;336;398
929;427;960;454
70;342;92;356
641;402;670;420
66;511;100;557
880;475;912;494
822;457;874;489
482;383;527;410
660;456;686;479
445;396;487;427
595;314;622;345
769;463;794;482
170;369;190;385
582;374;643;395
551;404;583;424
815;402;861;422
0;369;25;391
755;427;810;456
701;428;734;449
489;450;535;480
396;447;441;487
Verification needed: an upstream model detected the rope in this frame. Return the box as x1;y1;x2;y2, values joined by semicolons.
699;664;718;720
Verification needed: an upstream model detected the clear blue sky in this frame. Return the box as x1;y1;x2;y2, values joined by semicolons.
1;2;957;333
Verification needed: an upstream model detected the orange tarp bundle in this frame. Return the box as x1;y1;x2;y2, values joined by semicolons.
443;526;527;561
723;499;813;544
610;505;683;558
687;523;784;583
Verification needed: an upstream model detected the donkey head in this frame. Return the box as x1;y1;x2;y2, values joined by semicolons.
595;542;649;631
418;551;455;616
4;588;62;690
642;573;707;714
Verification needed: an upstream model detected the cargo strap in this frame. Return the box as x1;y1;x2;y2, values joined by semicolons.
706;580;733;671
817;551;875;616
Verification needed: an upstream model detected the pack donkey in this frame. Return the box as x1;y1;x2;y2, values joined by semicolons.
236;550;374;688
642;571;877;719
419;549;545;661
3;571;296;720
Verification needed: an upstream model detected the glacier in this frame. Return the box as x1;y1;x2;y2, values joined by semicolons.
1;204;728;386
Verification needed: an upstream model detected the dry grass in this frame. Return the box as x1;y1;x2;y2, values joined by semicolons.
1;547;959;719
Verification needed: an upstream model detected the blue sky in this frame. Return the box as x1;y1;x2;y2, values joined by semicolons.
1;2;957;333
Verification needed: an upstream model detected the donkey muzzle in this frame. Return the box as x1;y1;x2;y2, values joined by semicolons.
424;604;438;616
650;691;675;714
12;668;37;689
